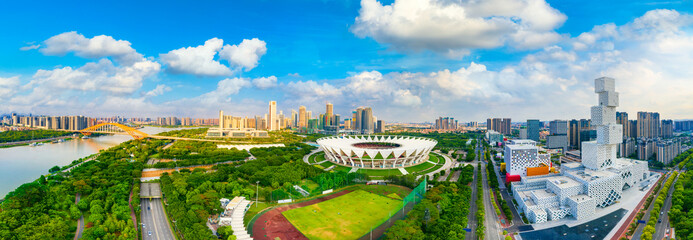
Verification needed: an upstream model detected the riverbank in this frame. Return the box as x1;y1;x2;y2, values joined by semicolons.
0;135;77;148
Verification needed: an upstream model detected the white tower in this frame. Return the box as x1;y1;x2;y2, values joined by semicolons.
582;77;623;170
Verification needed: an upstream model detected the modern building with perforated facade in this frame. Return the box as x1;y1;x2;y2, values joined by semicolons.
511;77;650;224
317;135;437;168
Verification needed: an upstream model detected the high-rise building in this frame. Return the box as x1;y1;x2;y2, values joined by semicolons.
362;107;374;134
616;112;630;138
376;120;384;133
487;118;511;135
661;120;673;138
547;120;569;152
674;120;693;131
637;112;660;138
298;106;307;128
569;119;581;149
291;110;298;128
629;120;637;138
527;119;540;141
325;102;333;127
268;101;277;131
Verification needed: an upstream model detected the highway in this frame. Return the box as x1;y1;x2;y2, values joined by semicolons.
141;198;176;240
140;183;175;240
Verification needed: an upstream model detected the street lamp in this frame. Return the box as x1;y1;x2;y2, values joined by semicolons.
256;181;260;207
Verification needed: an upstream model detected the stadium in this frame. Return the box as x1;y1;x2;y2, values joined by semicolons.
316;135;437;169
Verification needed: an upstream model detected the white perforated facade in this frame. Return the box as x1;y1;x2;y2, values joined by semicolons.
510;77;650;224
317;135;437;168
505;140;550;177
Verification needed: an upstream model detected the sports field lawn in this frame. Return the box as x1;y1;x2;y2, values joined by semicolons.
282;189;402;240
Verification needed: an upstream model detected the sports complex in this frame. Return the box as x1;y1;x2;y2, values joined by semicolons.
316;135;437;168
250;181;427;240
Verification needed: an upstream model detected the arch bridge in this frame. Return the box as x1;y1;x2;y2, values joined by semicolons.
79;122;150;139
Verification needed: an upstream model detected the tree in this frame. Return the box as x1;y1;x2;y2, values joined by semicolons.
49;165;61;173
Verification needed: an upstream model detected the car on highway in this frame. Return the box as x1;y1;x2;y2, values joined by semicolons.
148;206;150;210
148;231;152;236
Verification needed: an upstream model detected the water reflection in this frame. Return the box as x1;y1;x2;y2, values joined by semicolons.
0;126;189;197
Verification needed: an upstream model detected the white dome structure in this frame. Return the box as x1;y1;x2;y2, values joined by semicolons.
316;135;437;169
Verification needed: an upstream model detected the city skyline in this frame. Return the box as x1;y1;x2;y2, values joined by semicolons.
0;1;693;122
0;1;692;121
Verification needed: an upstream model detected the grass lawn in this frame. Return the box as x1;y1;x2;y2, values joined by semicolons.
282;189;402;240
315;153;325;162
428;154;440;163
356;168;402;177
404;162;434;173
244;201;275;226
332;165;352;172
319;161;335;168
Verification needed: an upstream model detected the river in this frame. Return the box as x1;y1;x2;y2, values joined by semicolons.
0;126;189;198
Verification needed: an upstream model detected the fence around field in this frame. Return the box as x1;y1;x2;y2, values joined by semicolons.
359;178;428;240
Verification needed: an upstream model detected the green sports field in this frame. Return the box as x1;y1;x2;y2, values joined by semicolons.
282;189;402;240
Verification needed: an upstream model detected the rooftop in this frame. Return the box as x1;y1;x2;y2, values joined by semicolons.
545;175;582;189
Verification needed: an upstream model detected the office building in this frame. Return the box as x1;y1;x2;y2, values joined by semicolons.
527;119;540;141
547;120;569;152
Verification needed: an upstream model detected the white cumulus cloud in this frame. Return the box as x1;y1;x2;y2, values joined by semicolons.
160;38;232;77
219;38;267;71
252;76;278;89
351;0;566;56
39;31;143;65
144;84;172;97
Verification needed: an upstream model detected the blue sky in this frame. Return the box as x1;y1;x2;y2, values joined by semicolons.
0;0;692;122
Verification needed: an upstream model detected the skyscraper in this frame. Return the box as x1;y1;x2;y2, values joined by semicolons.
268;101;277;131
362;107;374;134
325;102;333;127
569;119;580;149
298;106;306;128
355;108;363;131
527;119;540;141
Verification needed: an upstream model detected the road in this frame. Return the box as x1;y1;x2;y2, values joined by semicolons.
141;198;176;240
653;172;678;240
481;161;503;240
632;173;671;240
464;158;479;240
74;193;84;240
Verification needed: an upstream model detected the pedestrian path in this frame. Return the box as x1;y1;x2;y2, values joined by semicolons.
349;167;359;173
231;199;253;240
398;168;408;175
